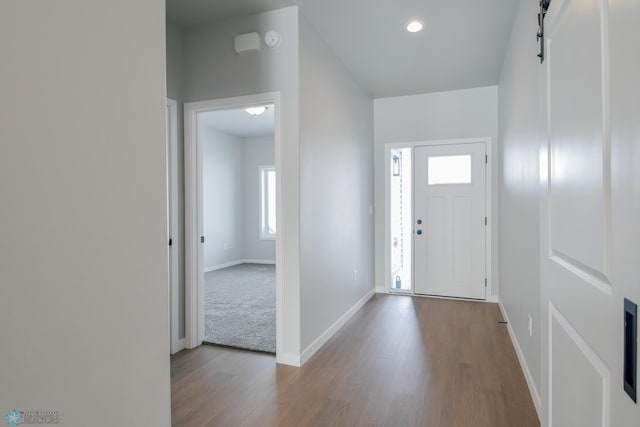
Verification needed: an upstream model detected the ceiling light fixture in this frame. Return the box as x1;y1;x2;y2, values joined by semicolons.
245;106;267;116
406;19;424;33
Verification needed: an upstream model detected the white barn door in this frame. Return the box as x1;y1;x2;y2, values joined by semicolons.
542;0;639;425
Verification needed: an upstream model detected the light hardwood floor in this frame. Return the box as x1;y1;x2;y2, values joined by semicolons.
171;294;539;427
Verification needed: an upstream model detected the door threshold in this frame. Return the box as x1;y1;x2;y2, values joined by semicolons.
412;293;488;303
389;289;413;295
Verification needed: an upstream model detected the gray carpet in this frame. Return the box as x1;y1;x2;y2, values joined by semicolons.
204;263;275;353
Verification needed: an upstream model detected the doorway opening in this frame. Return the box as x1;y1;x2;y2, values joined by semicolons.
200;105;276;353
385;138;493;301
184;93;283;359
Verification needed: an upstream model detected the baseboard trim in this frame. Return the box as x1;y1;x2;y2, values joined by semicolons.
243;259;276;265
410;293;493;303
205;260;243;273
205;259;276;273
300;288;375;366
276;352;301;367
171;338;186;355
497;299;542;419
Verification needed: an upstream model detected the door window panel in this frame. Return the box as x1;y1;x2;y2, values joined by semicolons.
428;155;472;185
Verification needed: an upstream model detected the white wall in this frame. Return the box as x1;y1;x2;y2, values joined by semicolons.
0;1;171;426
243;135;276;261
299;14;375;350
166;22;186;339
373;86;499;296
166;24;184;102
202;130;275;268
183;6;301;357
497;0;543;406
202;127;245;269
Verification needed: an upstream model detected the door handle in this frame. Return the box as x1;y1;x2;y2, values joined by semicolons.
417;230;423;235
417;219;423;224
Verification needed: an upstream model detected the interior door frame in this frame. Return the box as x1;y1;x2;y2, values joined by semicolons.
184;92;283;360
166;98;183;354
384;137;496;302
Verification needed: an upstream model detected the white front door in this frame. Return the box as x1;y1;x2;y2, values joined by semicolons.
413;143;486;299
541;0;639;425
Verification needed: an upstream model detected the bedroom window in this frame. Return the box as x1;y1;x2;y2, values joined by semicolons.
260;165;276;239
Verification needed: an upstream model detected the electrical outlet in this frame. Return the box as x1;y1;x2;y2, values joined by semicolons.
224;243;228;251
353;269;358;281
528;314;533;337
369;205;373;215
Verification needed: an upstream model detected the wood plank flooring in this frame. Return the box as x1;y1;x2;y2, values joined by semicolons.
171;294;539;427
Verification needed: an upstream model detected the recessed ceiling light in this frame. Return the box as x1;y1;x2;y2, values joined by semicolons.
245;106;267;116
406;20;424;33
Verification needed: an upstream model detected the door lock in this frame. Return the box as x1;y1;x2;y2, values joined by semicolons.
417;230;423;235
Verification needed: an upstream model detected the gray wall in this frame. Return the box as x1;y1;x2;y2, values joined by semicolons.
182;7;301;356
176;6;375;358
0;1;171;425
496;0;545;405
166;23;184;102
299;14;375;350
166;22;186;339
202;130;275;268
202;127;245;268
244;136;276;261
373;86;500;296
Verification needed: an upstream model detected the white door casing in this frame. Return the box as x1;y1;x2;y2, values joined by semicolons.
166;98;183;354
184;92;286;363
414;142;486;300
540;0;639;425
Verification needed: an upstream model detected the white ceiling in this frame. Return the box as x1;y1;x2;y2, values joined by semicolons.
166;0;296;28
297;0;519;98
199;106;275;138
166;0;519;98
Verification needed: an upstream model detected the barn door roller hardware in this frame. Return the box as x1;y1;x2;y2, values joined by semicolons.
537;0;551;63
